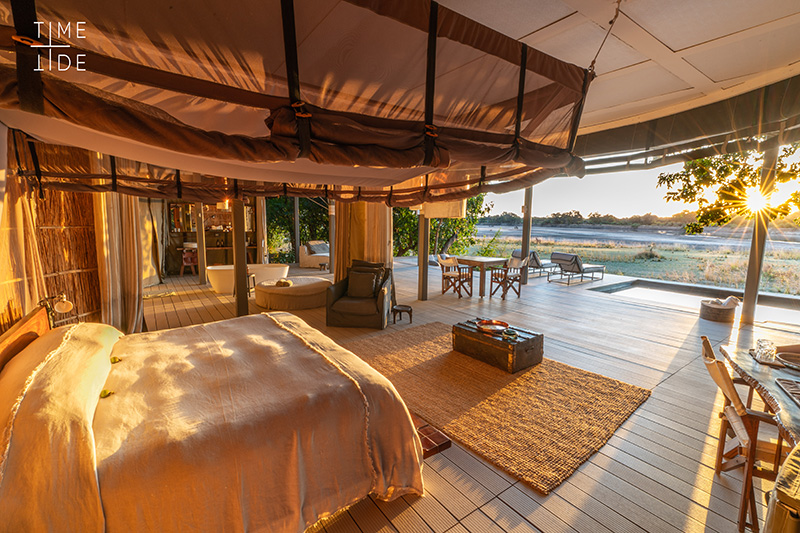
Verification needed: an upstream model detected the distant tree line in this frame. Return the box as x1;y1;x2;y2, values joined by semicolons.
479;210;698;227
393;194;492;257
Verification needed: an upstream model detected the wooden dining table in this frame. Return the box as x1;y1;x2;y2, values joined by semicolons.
456;256;508;298
720;345;800;446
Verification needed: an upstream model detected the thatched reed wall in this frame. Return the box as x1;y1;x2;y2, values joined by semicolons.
0;133;100;334
36;189;101;326
0;295;24;335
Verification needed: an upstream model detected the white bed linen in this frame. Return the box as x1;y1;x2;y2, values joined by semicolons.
94;312;423;532
0;313;423;532
0;323;123;532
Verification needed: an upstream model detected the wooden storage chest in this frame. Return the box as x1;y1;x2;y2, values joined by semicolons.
452;320;543;373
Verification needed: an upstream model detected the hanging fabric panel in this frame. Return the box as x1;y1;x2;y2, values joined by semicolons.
0;175;45;331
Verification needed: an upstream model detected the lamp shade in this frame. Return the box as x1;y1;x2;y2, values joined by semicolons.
54;299;74;314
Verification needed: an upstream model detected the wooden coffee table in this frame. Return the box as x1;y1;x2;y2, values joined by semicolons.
452;319;543;373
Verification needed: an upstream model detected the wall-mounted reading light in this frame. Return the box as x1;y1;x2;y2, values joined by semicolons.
38;293;74;327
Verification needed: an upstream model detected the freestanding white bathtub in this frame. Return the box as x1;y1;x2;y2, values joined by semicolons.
206;264;290;294
249;263;290;284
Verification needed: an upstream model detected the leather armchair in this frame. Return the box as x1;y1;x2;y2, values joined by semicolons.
326;262;393;329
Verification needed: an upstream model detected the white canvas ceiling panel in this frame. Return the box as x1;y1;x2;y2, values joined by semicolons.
581;62;691;115
437;0;575;40
523;20;646;75
295;0;427;121
621;0;800;52
579;87;695;132
684;23;800;83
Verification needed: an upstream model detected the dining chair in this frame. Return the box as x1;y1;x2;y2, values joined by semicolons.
438;256;473;298
489;255;529;300
701;336;788;532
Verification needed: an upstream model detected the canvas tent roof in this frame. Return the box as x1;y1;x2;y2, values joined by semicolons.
440;0;800;174
2;0;800;203
0;0;589;204
576;73;800;174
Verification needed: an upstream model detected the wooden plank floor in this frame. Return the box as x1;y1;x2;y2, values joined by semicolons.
144;259;800;533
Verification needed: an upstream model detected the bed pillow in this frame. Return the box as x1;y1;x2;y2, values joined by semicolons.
350;262;387;296
347;271;377;298
0;322;122;531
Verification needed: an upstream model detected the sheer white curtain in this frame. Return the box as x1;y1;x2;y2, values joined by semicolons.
93;156;143;333
0;175;46;322
333;201;393;282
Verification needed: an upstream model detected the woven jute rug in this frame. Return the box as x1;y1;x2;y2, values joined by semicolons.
343;322;651;494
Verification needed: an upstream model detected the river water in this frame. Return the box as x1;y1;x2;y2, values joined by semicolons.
476;224;800;252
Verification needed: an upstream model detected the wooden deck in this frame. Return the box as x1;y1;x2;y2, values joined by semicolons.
144;259;800;533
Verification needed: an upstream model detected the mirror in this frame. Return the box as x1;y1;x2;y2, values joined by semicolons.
169;203;196;232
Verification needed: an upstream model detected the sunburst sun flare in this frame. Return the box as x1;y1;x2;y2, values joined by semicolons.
744;186;769;213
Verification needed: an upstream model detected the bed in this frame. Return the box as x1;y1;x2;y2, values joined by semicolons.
0;309;424;532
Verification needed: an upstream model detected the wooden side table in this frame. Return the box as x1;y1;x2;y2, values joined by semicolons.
392;304;413;324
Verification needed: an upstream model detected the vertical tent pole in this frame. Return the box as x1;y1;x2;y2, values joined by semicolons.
516;43;532;285
232;196;249;317
740;143;779;325
194;202;207;284
328;199;336;276
418;213;430;301
521;186;533;284
293;197;301;264
256;197;267;263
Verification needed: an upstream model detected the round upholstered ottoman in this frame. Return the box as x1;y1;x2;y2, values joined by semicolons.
254;276;332;310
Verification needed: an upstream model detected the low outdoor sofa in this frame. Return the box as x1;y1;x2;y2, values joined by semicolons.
547;252;605;285
299;240;330;268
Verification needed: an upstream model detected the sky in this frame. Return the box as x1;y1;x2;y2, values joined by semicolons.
486;162;696;218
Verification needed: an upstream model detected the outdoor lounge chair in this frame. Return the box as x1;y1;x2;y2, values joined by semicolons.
547;252;605;285
489;254;529;300
701;336;788;532
512;249;557;278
